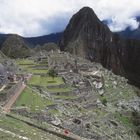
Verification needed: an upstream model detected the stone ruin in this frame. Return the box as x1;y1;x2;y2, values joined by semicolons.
47;51;79;73
47;51;105;98
0;81;23;106
0;63;7;86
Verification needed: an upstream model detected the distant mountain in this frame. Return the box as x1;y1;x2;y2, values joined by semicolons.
0;32;62;58
60;7;140;87
1;34;31;58
24;32;62;46
0;32;62;50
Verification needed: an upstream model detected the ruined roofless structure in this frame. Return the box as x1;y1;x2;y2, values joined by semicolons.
0;63;7;86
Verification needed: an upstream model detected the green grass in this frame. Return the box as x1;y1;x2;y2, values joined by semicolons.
47;87;72;93
0;116;62;140
16;59;35;65
26;69;71;94
100;96;107;106
18;65;48;74
53;95;78;100
29;75;64;86
26;68;48;74
16;59;48;74
115;113;134;128
14;87;55;112
48;109;59;115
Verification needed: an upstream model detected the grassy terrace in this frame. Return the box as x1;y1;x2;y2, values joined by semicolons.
14;87;54;112
0;116;63;140
15;58;74;113
47;87;72;93
29;75;64;86
16;59;35;65
26;68;48;74
28;75;73;93
16;59;48;74
53;95;78;100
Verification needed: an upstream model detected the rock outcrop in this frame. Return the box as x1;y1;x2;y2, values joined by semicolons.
60;7;140;87
0;51;7;60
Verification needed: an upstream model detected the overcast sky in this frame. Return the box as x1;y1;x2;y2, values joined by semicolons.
0;0;140;37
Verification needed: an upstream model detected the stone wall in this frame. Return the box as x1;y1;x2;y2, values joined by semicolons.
0;81;22;106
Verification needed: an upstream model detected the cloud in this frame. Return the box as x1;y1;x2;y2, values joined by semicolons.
92;0;140;32
0;0;140;36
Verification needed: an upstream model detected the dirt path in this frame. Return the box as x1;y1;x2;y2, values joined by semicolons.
3;83;26;113
0;85;6;92
3;74;32;113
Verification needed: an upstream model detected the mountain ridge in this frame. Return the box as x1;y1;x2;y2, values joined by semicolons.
24;32;62;46
0;32;62;48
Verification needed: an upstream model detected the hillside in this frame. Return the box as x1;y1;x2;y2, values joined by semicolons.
0;51;7;60
1;34;31;58
0;50;139;139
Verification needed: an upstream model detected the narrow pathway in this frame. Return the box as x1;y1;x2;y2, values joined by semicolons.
3;74;32;113
3;83;26;113
0;85;6;92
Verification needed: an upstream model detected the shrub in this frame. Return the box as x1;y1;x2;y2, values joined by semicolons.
101;97;107;106
48;69;58;79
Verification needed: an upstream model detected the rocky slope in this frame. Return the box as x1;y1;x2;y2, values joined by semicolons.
46;51;140;139
0;50;139;139
0;51;7;60
1;34;31;58
11;51;140;140
59;7;140;88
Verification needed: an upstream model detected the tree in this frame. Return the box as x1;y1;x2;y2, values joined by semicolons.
48;69;58;79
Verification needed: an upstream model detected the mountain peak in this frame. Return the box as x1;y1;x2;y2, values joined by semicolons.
73;7;101;24
60;6;111;53
78;6;94;14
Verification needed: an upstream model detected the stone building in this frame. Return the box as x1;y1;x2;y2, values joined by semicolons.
7;72;17;83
